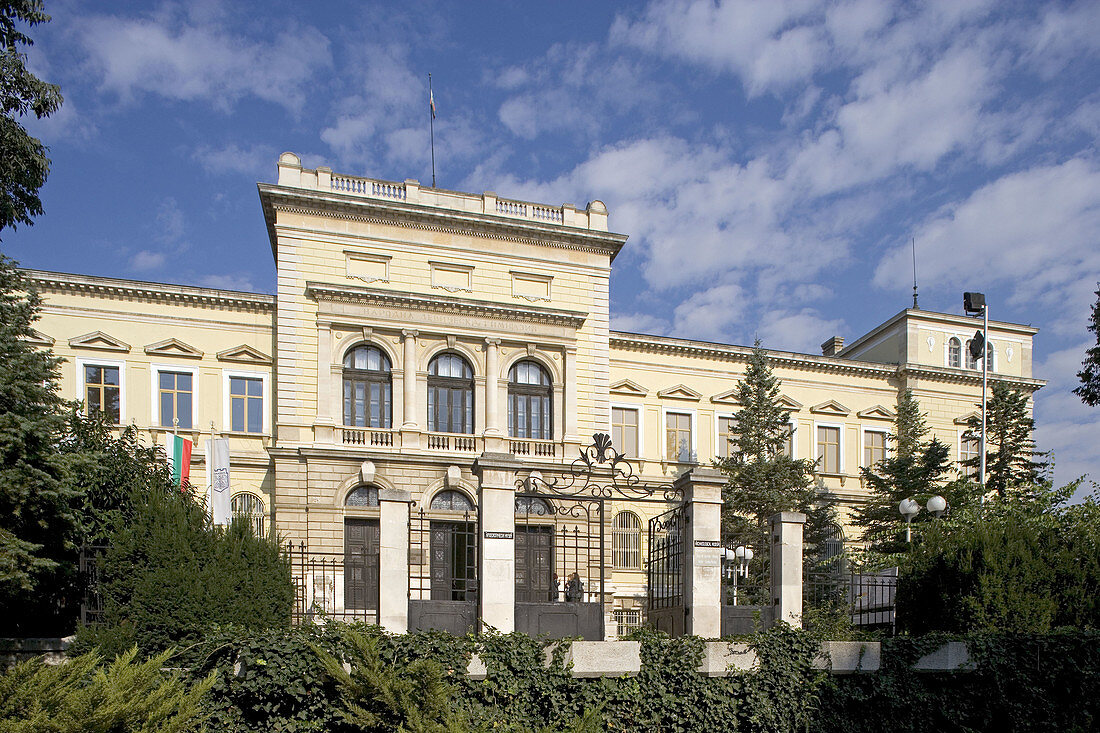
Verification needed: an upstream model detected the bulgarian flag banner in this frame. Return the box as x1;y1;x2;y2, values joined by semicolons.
166;433;192;490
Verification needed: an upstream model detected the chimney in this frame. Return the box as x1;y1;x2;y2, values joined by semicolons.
821;336;844;357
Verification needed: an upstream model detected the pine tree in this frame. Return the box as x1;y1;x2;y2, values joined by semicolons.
854;388;954;554
720;342;833;547
964;382;1050;499
0;253;77;630
1075;285;1100;406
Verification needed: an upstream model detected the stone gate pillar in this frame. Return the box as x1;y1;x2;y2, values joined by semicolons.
378;488;412;633
676;467;725;639
473;453;523;633
769;512;807;628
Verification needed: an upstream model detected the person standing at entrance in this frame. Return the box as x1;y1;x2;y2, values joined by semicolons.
564;572;583;602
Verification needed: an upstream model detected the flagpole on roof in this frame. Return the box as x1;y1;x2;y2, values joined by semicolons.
429;73;436;188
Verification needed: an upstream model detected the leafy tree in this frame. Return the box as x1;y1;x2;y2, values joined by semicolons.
720;342;834;548
1;0;63;235
0;253;76;631
963;382;1049;499
1074;284;1100;406
854;388;959;556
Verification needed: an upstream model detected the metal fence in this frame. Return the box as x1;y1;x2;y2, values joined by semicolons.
647;504;686;611
721;530;771;607
804;568;898;633
287;542;380;625
78;544;109;627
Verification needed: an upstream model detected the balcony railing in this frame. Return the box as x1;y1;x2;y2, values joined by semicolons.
340;427;395;447
426;432;478;452
509;439;558;458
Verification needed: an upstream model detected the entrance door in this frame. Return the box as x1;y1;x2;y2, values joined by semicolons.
515;524;554;602
345;518;380;611
430;521;476;601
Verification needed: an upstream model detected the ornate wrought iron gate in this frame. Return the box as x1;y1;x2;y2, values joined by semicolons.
647;504;687;636
409;507;478;634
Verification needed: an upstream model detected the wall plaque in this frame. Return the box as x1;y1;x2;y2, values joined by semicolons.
693;540;720;548
484;531;514;540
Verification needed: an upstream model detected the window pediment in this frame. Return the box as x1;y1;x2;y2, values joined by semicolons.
710;387;741;405
69;330;131;353
657;384;702;401
857;405;895;421
145;338;203;359
777;394;803;411
216;344;272;365
22;328;54;347
954;411;980;425
810;399;850;416
610;379;648;397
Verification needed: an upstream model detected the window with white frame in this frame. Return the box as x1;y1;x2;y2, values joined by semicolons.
780;422;796;458
966;339;979;370
614;607;643;636
343;345;392;428
157;369;193;429
717;415;736;459
947;337;962;368
960;435;979;472
231;492;266;537
612;511;642;569
611;407;639;457
863;429;887;468
229;376;264;433
82;362;121;424
508;360;552;439
817;425;841;474
665;411;693;462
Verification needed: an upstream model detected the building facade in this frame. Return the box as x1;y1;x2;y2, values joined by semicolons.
26;152;1043;637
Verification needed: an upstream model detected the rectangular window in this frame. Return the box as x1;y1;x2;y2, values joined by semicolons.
159;371;193;430
960;435;979;468
230;376;264;433
666;412;693;462
817;426;841;474
864;430;886;468
84;364;121;424
612;407;639;457
717;416;736;459
779;425;795;458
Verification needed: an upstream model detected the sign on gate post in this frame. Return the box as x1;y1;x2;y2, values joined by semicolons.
677;468;725;638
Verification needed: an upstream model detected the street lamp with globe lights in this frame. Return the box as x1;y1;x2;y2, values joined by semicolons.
899;495;948;542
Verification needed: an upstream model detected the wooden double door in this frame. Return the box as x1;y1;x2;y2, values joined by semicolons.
345;518;380;611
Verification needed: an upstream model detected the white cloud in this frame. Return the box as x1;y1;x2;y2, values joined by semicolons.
193;143;275;177
155;198;185;245
130;250;165;271
757;309;845;354
78;8;331;112
1033;344;1100;491
611;312;671;335
199;273;258;292
671;281;748;341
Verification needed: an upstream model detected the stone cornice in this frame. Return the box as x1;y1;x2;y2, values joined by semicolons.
306;281;588;329
840;308;1038;357
895;364;1045;392
258;183;628;261
23;269;274;313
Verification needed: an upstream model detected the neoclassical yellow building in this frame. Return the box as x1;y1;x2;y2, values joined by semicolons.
25;153;1043;638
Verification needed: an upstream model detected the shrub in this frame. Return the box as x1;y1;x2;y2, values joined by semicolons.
78;486;294;657
0;647;214;732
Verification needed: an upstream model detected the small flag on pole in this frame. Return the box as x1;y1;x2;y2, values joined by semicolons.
166;433;192;490
430;88;436;119
207;437;231;525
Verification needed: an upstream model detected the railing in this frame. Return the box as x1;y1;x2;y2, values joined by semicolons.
496;199;527;216
286;542;380;625
427;432;478;451
721;531;771;607
531;204;564;223
330;174;406;200
614;608;643;637
509;439;558;458
341;427;394;447
804;569;898;633
79;544;109;627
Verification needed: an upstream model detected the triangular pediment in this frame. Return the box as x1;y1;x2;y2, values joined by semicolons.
710;387;742;405
777;394;803;411
657;384;702;401
22;328;54;347
144;337;203;358
609;378;648;397
857;404;896;421
954;411;980;425
810;399;851;416
69;330;130;353
216;344;272;365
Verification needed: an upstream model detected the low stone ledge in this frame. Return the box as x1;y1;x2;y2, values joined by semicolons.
563;640;641;678
467;653;487;680
816;641;881;673
698;642;757;676
914;641;972;672
0;636;73;666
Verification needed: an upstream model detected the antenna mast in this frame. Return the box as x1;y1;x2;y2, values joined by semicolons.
911;237;919;309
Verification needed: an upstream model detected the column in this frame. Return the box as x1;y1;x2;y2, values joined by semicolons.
314;321;334;442
401;330;418;430
473;453;523;633
769;512;807;628
484;339;503;437
378;489;412;633
676;468;725;639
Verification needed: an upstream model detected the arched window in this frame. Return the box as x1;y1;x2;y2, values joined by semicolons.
965;339;979;370
515;496;552;516
986;343;996;372
430;489;474;512
343;345;392;428
508;360;552;439
231;492;266;537
821;523;846;575
612;511;642;569
428;353;474;434
947;337;961;368
346;485;380;507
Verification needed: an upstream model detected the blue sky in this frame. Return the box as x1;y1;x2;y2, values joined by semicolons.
5;0;1099;490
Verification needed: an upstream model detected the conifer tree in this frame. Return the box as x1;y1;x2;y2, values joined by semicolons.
0;253;76;628
855;388;953;554
1074;285;1100;406
720;342;833;546
964;382;1049;499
